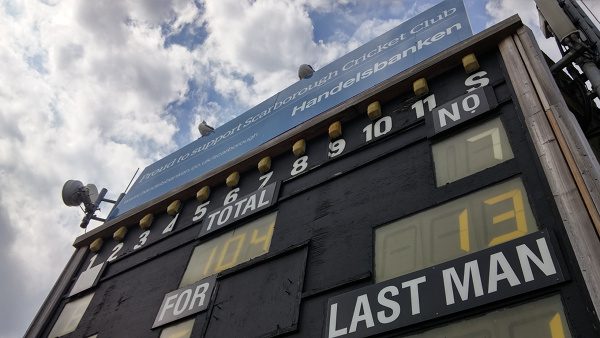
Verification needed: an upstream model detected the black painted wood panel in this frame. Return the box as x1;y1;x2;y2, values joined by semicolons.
42;49;600;338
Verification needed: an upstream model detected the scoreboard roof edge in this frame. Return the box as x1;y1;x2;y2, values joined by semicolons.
72;14;524;249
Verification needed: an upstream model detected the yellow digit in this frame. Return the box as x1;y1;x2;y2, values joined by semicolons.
459;209;470;252
550;313;566;338
202;246;218;276
485;188;528;246
215;234;246;272
251;223;275;252
467;127;503;160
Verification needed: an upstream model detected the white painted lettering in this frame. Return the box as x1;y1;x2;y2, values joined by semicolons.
462;93;480;113
349;295;375;333
205;211;219;231
328;303;348;338
242;195;257;215
377;286;400;324
158;294;178;321
465;71;489;92
189;282;210;310
517;238;557;282
217;206;233;226
488;252;520;293
438;102;461;127
443;260;484;305
257;189;269;208
402;276;426;315
173;289;192;316
233;197;247;218
417;36;433;50
292;101;306;116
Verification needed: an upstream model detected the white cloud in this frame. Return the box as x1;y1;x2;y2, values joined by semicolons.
4;0;597;336
346;18;404;49
0;1;199;336
198;0;322;107
190;0;416;127
486;0;600;61
485;0;563;60
1;1;401;332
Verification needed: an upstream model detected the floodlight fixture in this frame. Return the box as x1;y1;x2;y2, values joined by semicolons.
62;180;98;210
298;64;315;80
198;120;215;137
62;179;121;228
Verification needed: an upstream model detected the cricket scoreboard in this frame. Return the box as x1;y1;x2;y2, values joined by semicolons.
27;7;600;338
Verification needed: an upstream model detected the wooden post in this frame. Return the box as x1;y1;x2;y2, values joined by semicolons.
499;32;600;319
515;26;600;231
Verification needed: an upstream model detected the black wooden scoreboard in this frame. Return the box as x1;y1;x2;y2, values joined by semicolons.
28;16;600;338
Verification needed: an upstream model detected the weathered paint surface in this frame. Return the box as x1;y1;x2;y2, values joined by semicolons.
42;49;600;338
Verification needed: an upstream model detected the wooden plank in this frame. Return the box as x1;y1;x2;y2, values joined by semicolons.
515;27;600;233
499;33;600;320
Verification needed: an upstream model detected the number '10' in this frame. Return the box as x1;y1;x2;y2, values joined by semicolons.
363;116;392;142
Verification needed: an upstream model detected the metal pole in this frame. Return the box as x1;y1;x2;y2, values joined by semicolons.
565;0;600;44
582;60;600;98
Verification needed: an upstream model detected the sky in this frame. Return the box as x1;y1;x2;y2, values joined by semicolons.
0;0;598;337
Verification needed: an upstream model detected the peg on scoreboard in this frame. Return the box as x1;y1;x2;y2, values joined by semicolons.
167;200;182;216
462;53;480;73
139;213;154;230
328;121;342;140
89;237;103;253
413;77;429;96
258;156;272;174
113;226;128;242
196;186;211;202
293;139;306;157
367;101;382;121
226;172;240;187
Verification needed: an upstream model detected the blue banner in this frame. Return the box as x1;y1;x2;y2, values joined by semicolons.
109;0;472;219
